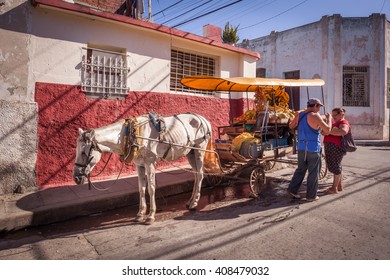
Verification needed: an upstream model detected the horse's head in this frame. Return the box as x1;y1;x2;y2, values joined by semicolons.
72;128;103;185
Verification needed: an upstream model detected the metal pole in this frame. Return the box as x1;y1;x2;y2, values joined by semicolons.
306;87;309;100
321;86;325;114
148;0;152;21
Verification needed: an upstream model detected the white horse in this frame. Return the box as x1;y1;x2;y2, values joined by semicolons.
72;112;212;225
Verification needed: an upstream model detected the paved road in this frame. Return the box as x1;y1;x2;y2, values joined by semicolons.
0;146;389;260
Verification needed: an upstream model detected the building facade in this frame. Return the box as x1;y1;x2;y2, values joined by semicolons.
241;14;390;141
0;0;259;194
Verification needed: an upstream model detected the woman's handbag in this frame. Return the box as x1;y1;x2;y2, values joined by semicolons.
341;130;357;153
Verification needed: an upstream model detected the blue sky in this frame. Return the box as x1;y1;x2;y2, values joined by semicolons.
149;0;390;40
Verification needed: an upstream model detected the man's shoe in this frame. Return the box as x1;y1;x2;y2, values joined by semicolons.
305;196;320;202
287;191;300;199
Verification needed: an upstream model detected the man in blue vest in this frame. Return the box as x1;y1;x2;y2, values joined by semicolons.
287;98;332;201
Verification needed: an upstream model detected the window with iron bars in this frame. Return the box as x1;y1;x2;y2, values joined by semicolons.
343;66;369;107
81;46;129;99
170;49;216;95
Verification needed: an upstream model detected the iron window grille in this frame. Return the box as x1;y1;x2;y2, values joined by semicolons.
170;49;216;95
81;47;129;99
343;66;369;107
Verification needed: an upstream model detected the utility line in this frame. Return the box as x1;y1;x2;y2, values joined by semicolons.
213;0;277;26
161;0;214;25
153;0;186;17
171;0;242;28
185;0;239;22
380;0;387;13
239;0;309;30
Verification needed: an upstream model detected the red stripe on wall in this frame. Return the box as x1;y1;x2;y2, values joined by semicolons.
34;83;245;188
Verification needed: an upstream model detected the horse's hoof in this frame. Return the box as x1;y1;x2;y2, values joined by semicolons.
136;215;145;223
144;217;155;225
188;203;198;211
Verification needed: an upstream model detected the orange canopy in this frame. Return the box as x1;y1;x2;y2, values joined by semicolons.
180;76;325;92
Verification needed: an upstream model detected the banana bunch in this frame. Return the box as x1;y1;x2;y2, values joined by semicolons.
233;109;256;122
254;87;293;117
264;89;290;107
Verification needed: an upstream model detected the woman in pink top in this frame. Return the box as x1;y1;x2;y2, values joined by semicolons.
322;108;350;194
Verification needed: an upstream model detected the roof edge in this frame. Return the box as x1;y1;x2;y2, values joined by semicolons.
31;0;260;60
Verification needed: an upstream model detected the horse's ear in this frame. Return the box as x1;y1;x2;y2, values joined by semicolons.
78;128;84;135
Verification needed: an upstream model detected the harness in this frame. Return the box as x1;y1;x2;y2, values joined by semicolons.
120;118;141;163
161;113;211;160
148;112;166;134
76;113;213;191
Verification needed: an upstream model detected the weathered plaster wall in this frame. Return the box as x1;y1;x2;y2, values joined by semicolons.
0;0;31;101
242;14;389;140
0;0;39;194
337;14;388;139
35;83;237;188
0;100;38;194
0;1;255;193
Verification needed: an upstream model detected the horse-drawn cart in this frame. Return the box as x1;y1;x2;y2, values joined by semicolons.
181;76;328;197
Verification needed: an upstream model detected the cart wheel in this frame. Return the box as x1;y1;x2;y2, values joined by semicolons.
319;153;328;180
249;167;266;197
263;160;276;172
206;174;223;187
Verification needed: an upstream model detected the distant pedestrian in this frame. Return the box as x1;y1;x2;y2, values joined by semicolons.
287;98;332;201
322;108;350;194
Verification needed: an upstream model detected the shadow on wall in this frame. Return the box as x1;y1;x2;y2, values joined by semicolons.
34;83;231;188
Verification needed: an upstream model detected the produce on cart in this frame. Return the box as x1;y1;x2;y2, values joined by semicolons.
180;76;327;196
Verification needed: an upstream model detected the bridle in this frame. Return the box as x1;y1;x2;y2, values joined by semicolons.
74;131;115;190
74;133;102;177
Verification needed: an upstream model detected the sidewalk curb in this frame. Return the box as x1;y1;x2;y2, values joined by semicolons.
355;140;390;146
0;178;195;232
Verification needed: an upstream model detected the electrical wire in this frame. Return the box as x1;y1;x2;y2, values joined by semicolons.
162;0;215;25
239;0;309;30
172;0;242;28
380;0;387;13
153;0;186;17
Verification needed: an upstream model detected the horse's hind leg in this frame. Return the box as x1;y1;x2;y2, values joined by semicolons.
136;165;147;222
144;164;156;225
186;150;205;210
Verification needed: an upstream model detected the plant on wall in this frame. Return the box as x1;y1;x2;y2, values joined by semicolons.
222;22;240;45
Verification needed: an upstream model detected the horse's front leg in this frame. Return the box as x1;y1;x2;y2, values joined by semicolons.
136;165;147;222
144;164;157;225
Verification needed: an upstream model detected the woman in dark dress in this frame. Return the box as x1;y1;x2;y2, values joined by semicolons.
322;108;350;194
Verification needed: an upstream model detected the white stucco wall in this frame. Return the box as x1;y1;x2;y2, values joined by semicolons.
242;14;389;140
29;5;257;99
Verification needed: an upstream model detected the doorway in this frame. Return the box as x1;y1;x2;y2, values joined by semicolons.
284;70;300;111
